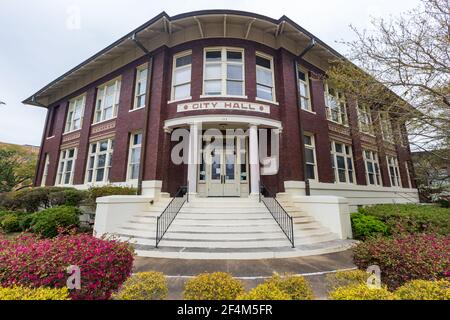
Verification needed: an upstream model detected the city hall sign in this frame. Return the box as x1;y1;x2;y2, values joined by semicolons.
177;100;270;114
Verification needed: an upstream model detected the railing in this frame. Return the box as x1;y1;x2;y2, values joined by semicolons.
259;182;295;248
155;186;188;248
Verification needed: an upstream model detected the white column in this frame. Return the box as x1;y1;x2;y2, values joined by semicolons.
187;123;199;195
249;124;260;196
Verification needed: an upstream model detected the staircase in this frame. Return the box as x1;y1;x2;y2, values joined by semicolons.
116;196;355;259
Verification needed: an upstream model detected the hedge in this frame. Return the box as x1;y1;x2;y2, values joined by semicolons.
0;285;70;300
0;234;134;300
183;272;245;300
350;213;388;240
113;272;168;300
30;205;80;238
329;283;397;300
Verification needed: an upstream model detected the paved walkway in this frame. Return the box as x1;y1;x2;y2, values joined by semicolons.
133;249;356;299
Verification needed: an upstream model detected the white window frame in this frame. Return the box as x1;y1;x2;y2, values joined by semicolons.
93;78;121;124
363;149;383;186
127;132;142;181
255;52;276;103
358;103;374;135
387;155;401;187
133;63;148;110
380;112;394;143
64;94;85;133
56;148;77;186
304;133;318;181
170;51;192;102
202;47;246;98
331;141;356;184
41;154;50;187
85;139;114;184
297;66;311;111
324;83;348;125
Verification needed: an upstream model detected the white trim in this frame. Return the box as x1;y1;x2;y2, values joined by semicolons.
164;114;282;130
64;94;86;134
255;97;279;105
297;65;312;111
132;63;149;110
199;94;248;99
91;116;117;126
330;140;356;184
167;96;192;104
93;77;121;124
126;132;142;182
85;138;115;184
405;161;413;189
41;154;50;187
304;133;318;181
363;149;382;186
324;82;348;126
386;155;402;187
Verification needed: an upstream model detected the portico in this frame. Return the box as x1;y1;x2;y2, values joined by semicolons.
164;114;282;198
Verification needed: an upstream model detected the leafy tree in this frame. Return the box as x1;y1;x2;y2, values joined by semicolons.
0;145;37;192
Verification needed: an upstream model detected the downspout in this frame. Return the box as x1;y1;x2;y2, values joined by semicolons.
31;95;49;187
130;33;152;195
296;38;316;196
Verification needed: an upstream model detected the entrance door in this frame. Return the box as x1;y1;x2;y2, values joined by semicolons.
206;139;240;197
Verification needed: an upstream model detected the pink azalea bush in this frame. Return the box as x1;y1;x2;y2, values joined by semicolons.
0;234;134;300
353;234;450;289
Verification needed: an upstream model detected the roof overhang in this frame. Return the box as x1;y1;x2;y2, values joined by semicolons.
22;10;346;108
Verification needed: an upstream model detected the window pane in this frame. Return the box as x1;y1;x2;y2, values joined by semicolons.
298;70;306;82
97;154;106;168
176;54;192;67
227;80;243;96
305;148;314;163
175;67;191;85
256;56;271;69
299;83;307;97
99;141;108;152
96;168;104;182
204;80;222;95
227;51;242;62
205;64;221;79
256;85;273;101
367;162;374;173
347;158;353;170
338;169;346;182
174;83;190;100
304;135;312;145
131;148;141;163
206;51;221;61
335;143;343;154
134;133;142;145
131;164;139;180
227;64;243;80
256;68;273;87
306;164;315;180
336;156;345;169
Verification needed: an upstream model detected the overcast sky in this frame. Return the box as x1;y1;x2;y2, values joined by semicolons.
0;0;422;146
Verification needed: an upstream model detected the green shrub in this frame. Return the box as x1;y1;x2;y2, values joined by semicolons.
183;272;245;300
113;272;168;300
0;214;21;233
238;282;292;300
326;270;371;290
48;189;87;207
264;274;314;300
329;283;397;300
0;285;70;300
351;213;389;240
18;213;35;231
31;206;80;238
395;279;450;300
86;186;136;206
361;204;450;235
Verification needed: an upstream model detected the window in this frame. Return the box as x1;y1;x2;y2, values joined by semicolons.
133;64;148;109
94;78;121;123
86;139;114;184
41;154;50;187
256;53;275;102
325;83;347;125
297;67;311;110
331;141;355;183
203;48;245;97
405;162;412;188
56;148;77;186
127;133;142;181
65;95;85;133
363;150;382;186
380;112;394;142
387;155;401;187
358;103;374;134
171;52;192;101
304;134;317;180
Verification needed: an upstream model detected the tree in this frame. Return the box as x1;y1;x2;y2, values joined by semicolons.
327;0;449;158
0;146;37;192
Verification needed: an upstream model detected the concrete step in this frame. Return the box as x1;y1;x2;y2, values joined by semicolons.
179;207;268;213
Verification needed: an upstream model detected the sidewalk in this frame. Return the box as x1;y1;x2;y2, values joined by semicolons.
133;249;356;299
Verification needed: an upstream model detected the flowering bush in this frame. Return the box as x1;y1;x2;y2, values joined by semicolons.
237;282;292;300
353;234;450;289
183;272;245;300
113;272;168;300
329;283;397;300
0;234;134;300
395;279;450;300
0;285;70;300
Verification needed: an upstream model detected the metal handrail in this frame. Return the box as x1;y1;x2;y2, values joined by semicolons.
259;182;295;248
155;186;188;248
